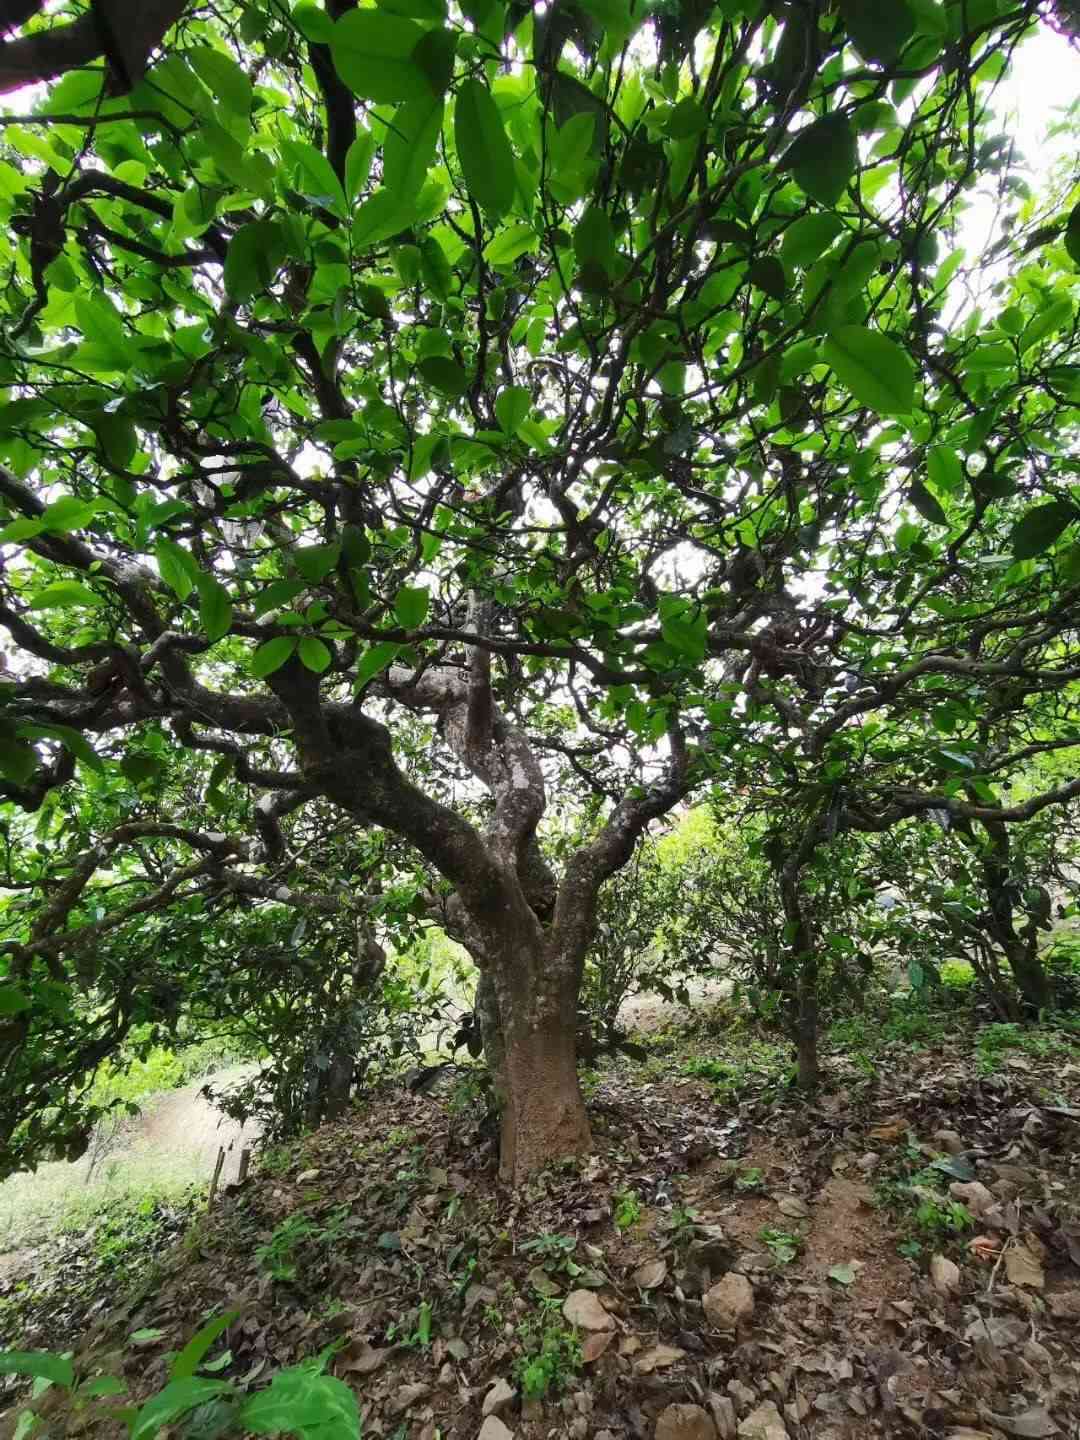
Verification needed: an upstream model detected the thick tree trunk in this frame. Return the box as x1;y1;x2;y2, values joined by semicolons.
479;932;592;1186
499;1003;591;1186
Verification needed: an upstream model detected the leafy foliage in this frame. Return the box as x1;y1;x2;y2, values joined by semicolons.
0;0;1079;1172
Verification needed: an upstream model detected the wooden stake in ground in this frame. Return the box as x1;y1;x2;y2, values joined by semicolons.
208;1146;225;1209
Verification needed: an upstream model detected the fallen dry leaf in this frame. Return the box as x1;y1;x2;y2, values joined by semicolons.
1005;1239;1045;1290
868;1120;908;1143
634;1343;687;1374
581;1330;613;1363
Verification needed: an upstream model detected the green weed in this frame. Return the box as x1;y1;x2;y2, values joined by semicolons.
759;1228;803;1265
613;1189;642;1230
514;1304;582;1400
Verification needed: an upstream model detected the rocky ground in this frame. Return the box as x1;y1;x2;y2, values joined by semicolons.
2;999;1080;1440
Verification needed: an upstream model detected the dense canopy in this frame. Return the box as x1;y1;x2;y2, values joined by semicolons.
0;0;1078;1181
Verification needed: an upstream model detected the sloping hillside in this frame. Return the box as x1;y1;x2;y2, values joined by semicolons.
3;1005;1080;1440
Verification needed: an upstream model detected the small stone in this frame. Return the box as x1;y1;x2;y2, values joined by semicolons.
934;1129;964;1155
391;1383;432;1415
1047;1290;1080;1321
703;1273;755;1332
727;1382;757;1411
483;1380;515;1417
633;1258;668;1290
688;1226;732;1272
655;1404;717;1440
930;1254;961;1295
478;1417;514;1440
563;1289;614;1332
295;1168;320;1183
708;1395;737;1440
737;1402;789;1440
948;1181;995;1218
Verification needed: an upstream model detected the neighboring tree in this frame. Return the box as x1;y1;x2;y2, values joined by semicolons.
1;0;1079;1181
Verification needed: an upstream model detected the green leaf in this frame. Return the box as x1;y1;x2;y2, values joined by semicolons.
252;637;298;678
80;1376;128;1399
784;114;857;206
344;129;376;202
658;598;706;663
781;212;844;268
280;139;348;219
197;576;234;645
187;46;252;116
0;738;37;785
293;543;340;584
355;641;400;687
330;11;436;102
394;585;430;628
838;0;915;63
291;3;335;41
822;325;915;415
41;495;98;532
241;1368;359;1440
28;581;102;610
298;636;332;673
384;93;445;203
170;1312;240;1382
495;386;531;435
927;446;963;494
0;988;32;1016
828;1262;857;1286
574;0;635;45
20;724;102;773
419;235;452;299
131;1377;233;1440
748;256;786;300
907;481;947;526
224;221;286;301
0;1352;74;1388
454;79;516;218
418;356;470;397
573;205;616;278
1009;500;1077;560
1066;202;1080;268
0;518;44;544
482;224;538;266
156;539;199;601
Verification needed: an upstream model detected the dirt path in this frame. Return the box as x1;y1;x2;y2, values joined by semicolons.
137;1069;261;1174
0;980;730;1275
0;1065;260;1273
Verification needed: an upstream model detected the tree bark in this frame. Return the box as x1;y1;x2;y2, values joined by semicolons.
778;847;819;1089
493;950;591;1187
979;819;1052;1013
